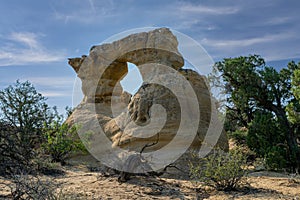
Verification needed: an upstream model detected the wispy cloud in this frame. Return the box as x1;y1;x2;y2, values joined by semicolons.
179;3;239;15
167;2;239;31
51;0;117;24
263;51;300;62
39;91;70;97
201;32;296;48
88;0;96;13
200;31;300;62
171;19;199;30
0;32;65;66
264;17;292;25
9;32;39;49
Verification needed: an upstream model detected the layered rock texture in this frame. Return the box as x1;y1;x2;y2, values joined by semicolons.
67;28;228;178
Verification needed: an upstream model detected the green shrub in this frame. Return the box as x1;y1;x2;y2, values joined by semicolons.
264;146;287;170
0;81;56;175
227;129;248;145
247;111;288;171
190;148;247;191
43;122;86;165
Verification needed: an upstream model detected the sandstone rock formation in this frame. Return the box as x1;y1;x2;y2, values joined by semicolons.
67;28;228;178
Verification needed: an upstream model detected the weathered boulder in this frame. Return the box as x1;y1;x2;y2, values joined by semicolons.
67;28;228;178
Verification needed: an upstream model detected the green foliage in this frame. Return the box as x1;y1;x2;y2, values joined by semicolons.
65;106;74;118
264;146;287;170
227;129;248;145
213;55;300;172
286;102;300;125
292;69;300;101
0;80;85;174
43;121;86;165
286;69;300;125
0;80;53;145
247;112;284;153
190;148;247;191
214;55;265;127
0;80;55;174
286;69;300;161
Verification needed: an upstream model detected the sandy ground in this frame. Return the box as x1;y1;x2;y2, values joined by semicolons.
1;163;299;200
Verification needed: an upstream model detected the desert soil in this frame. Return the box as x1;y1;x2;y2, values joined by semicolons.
1;162;299;200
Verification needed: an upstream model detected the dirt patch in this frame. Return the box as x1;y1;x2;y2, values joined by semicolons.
1;165;299;199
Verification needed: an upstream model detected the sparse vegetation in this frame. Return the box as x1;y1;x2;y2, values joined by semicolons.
0;81;85;174
0;57;299;198
9;171;58;200
0;80;86;199
190;148;247;191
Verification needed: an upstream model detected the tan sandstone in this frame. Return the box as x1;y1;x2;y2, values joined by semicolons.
67;28;228;178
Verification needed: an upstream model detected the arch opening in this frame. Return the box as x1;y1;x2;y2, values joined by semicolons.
120;62;143;95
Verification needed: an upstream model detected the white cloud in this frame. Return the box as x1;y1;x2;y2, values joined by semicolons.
9;32;39;49
179;3;239;15
201;32;296;48
0;32;65;66
40;91;69;97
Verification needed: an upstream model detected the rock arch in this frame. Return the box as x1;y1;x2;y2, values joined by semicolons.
67;28;228;178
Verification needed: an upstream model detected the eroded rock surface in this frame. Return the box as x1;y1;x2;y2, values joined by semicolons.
67;28;228;178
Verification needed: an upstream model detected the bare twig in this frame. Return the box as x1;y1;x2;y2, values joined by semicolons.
140;133;160;154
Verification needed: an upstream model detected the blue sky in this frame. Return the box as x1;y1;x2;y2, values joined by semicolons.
0;0;300;114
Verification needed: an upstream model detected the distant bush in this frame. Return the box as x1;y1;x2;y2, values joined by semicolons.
190;148;247;191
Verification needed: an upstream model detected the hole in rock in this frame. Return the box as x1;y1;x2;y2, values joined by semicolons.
120;62;143;95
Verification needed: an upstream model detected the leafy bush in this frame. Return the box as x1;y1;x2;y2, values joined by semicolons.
264;146;287;170
43;121;86;165
190;148;247;191
227;129;248;145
